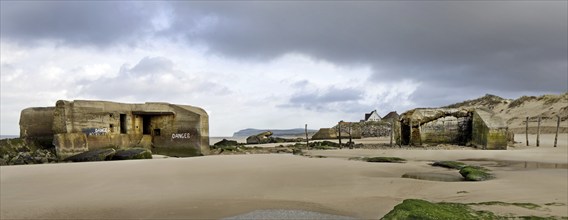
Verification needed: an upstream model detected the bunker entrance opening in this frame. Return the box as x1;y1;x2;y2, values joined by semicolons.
143;116;152;135
133;111;175;136
401;124;411;145
120;114;127;134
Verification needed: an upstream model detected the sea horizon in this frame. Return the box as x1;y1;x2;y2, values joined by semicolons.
0;135;19;140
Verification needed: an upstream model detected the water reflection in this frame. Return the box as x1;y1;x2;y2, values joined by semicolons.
459;159;567;169
402;172;464;182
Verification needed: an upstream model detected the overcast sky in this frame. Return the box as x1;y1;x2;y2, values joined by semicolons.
1;1;567;136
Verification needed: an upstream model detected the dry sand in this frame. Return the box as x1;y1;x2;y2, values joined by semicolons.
1;134;567;219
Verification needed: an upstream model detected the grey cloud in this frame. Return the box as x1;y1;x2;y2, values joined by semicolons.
291;80;309;89
78;56;230;100
290;87;362;104
0;1;162;46
168;1;567;95
2;1;566;106
283;87;366;112
130;57;175;75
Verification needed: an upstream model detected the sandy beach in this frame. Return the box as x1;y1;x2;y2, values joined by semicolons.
1;133;567;219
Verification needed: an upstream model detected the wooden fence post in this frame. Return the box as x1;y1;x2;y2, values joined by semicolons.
418;120;422;146
409;119;413;146
554;115;560;147
338;122;342;149
526;117;529;146
305;124;309;149
348;123;353;149
537;116;541;147
390;118;394;147
399;118;402;148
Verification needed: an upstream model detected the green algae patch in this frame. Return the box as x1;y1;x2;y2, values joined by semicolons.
364;157;406;163
432;161;467;170
459;166;494;181
433;161;495;181
382;199;566;220
308;141;340;150
381;199;499;220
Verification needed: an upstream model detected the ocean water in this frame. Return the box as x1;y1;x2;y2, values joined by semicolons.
0;135;19;140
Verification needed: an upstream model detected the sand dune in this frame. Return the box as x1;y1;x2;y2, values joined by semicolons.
1;134;567;219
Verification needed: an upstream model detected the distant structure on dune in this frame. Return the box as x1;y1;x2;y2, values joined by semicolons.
19;100;209;158
363;110;381;122
382;111;400;122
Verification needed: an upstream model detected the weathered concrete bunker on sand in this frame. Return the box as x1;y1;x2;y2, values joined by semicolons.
396;108;510;150
20;100;209;158
311;128;338;140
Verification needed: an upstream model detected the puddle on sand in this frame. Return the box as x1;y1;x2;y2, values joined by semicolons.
402;172;464;182
459;159;568;169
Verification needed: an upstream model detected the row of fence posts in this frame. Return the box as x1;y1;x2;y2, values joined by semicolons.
525;115;561;147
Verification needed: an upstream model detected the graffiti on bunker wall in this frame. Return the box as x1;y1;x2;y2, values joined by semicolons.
82;128;110;136
172;133;191;139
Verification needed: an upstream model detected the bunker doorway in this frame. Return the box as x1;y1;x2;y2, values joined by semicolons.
120;114;127;134
133;111;175;137
142;115;152;135
401;124;411;145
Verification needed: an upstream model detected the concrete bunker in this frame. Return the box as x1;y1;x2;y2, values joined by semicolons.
472;108;509;150
20;100;209;158
396;108;509;150
311;128;337;140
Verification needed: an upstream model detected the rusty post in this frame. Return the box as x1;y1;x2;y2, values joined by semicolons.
537;116;541;147
554;115;560;147
526;117;529;146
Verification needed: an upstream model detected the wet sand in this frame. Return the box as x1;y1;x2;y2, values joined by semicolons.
1;134;567;219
